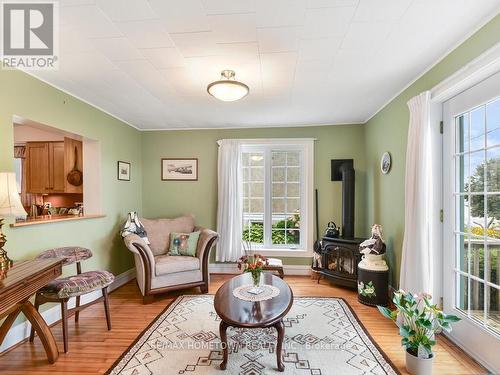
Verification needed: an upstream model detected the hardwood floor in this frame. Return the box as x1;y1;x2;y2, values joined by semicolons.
0;275;486;374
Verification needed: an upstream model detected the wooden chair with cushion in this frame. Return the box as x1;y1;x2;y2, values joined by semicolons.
123;215;219;304
29;247;114;353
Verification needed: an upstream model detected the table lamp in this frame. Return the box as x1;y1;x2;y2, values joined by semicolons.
0;172;27;279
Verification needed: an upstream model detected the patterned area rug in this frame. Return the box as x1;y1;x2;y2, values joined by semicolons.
106;296;400;375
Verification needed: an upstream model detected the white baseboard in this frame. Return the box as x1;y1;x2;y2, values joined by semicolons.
0;268;136;353
209;263;311;276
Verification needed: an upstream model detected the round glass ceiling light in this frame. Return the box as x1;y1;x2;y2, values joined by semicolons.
207;70;249;102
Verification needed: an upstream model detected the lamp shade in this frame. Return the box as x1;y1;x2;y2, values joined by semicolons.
207;70;249;102
0;172;27;217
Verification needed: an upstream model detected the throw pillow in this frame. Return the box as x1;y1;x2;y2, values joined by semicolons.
169;231;200;257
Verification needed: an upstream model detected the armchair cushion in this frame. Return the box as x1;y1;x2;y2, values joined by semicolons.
155;255;200;276
141;215;195;256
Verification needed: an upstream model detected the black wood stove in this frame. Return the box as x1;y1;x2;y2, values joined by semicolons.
316;159;362;290
319;236;363;289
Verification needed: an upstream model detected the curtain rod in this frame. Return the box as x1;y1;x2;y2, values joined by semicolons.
217;138;318;145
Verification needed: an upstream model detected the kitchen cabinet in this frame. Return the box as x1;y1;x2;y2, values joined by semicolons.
25;140;81;194
26;142;50;193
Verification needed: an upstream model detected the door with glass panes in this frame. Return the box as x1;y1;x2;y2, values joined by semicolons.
443;71;500;370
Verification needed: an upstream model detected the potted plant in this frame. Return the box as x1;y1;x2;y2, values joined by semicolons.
378;290;460;375
237;253;268;288
238;241;269;289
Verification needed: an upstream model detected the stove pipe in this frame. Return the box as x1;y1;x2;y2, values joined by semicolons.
331;159;355;239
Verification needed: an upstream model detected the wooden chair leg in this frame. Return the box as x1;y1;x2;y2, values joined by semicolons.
29;293;41;342
143;295;154;304
61;300;69;353
103;287;111;330
200;283;209;293
75;296;80;323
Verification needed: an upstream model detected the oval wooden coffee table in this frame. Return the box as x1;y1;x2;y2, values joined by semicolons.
214;272;293;372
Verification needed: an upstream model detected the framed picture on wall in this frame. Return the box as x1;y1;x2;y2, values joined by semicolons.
117;161;131;181
161;158;198;181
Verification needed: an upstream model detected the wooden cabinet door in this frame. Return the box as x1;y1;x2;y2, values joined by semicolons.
26;142;50;193
49;142;65;192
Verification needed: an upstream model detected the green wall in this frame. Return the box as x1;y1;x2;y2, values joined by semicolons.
364;14;500;285
141;125;367;265
0;69;143;280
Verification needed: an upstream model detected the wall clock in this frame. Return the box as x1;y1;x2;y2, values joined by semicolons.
380;152;391;174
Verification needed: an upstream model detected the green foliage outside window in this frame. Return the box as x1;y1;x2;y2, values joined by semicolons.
466;158;500;220
242;212;300;245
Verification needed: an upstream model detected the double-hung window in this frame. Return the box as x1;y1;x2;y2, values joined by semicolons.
240;139;314;255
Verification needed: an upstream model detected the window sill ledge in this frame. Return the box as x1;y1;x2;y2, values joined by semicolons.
10;214;106;228
253;248;314;258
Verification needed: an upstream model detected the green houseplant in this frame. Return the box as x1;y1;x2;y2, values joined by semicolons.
378;290;460;375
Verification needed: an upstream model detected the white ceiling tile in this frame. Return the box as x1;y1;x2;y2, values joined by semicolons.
257;27;302;53
91;37;144;61
115;20;174;49
201;0;256;15
114;59;176;100
149;0;210;33
260;52;298;72
299;37;342;60
141;47;185;69
215;42;259;58
60;24;97;53
353;0;412;22
303;6;356;38
59;0;96;7
160;67;204;96
340;22;393;51
294;60;331;88
60;5;122;38
307;0;359;9
261;52;297;92
256;0;306;28
169;32;218;57
96;0;156;21
59;51;117;77
208;14;257;43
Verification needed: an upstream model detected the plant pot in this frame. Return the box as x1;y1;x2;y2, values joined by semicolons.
405;349;434;375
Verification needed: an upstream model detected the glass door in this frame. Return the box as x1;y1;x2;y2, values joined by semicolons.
443;71;500;371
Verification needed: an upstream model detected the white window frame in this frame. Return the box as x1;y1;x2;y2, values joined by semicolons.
240;138;314;257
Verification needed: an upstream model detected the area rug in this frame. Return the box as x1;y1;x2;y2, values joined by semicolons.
106;296;400;375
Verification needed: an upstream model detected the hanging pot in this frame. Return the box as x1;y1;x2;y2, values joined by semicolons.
67;146;83;186
405;349;434;375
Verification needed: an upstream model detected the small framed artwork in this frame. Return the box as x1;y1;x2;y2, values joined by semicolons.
117;161;131;181
161;158;198;181
380;152;392;174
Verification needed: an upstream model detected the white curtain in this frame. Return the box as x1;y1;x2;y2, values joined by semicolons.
400;91;436;295
216;139;243;262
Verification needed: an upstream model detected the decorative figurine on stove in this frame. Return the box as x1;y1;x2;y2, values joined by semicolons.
357;224;389;306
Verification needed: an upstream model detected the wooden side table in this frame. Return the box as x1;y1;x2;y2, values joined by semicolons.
0;259;62;363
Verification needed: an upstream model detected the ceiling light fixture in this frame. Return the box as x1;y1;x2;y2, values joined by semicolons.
207;70;249;102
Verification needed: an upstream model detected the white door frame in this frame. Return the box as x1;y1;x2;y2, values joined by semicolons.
433;42;500;373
